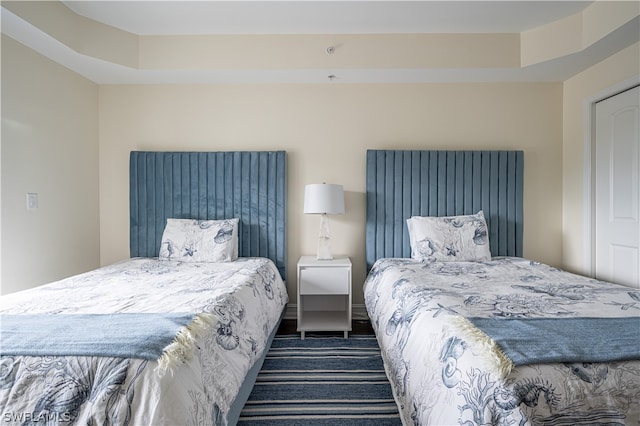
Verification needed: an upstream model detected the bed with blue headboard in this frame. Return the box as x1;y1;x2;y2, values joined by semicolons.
363;149;640;425
129;150;287;279
365;149;523;267
0;151;288;426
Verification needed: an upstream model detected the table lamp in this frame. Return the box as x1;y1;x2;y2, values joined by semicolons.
304;183;345;260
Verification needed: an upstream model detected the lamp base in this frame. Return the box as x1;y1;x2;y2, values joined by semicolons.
317;237;333;260
316;214;333;260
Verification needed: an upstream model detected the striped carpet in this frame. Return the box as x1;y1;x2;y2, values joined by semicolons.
238;334;401;425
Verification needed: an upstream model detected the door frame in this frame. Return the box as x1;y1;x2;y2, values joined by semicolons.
583;75;640;277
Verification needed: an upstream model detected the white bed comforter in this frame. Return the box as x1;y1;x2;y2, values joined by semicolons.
364;257;640;425
0;257;288;425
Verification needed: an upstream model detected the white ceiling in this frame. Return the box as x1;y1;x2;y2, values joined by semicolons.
62;1;593;35
3;1;638;83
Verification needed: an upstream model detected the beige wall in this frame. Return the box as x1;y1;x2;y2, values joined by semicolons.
1;35;100;294
4;32;636;308
99;82;563;306
0;0;637;309
562;42;640;275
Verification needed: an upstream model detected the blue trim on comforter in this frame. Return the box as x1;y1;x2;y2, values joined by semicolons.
0;313;197;360
468;316;640;365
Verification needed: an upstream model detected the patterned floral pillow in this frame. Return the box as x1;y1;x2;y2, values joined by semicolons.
406;211;491;262
158;218;239;262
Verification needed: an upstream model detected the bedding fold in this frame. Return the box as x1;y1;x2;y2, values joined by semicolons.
454;316;640;378
0;312;216;374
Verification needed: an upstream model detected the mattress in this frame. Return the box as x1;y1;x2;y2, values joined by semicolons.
0;257;288;425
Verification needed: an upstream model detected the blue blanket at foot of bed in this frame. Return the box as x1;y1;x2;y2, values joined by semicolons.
466;316;640;367
0;313;214;371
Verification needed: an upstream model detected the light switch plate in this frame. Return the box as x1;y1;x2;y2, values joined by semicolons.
26;193;38;210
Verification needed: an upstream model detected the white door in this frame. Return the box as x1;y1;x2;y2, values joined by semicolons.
595;85;640;288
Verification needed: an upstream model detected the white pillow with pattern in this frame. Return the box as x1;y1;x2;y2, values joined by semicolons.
159;218;239;262
406;211;490;262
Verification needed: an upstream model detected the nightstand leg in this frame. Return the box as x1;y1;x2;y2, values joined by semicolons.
301;331;305;340
344;331;348;339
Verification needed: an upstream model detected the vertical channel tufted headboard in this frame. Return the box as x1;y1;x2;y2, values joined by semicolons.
366;150;524;270
130;151;287;279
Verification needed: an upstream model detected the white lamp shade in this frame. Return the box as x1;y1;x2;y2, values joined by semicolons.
304;184;345;214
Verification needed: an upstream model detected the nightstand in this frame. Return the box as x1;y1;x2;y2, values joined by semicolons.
297;256;352;339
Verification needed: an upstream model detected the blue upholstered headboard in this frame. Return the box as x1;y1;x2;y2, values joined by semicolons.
130;151;287;279
366;150;523;269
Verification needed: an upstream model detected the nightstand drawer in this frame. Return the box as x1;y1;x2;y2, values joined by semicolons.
299;267;350;294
